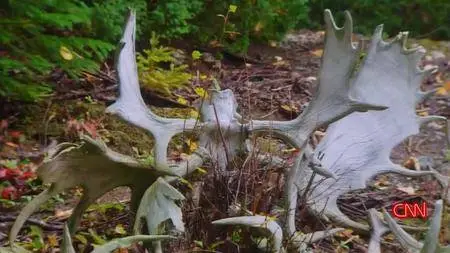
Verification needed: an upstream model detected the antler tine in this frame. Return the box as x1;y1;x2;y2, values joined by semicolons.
285;144;338;235
106;10;197;169
367;209;389;253
249;9;387;149
291;228;344;251
212;216;284;253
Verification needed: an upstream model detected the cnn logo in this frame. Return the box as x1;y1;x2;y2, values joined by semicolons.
391;202;428;219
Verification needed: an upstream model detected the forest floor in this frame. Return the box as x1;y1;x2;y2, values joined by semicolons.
0;29;450;252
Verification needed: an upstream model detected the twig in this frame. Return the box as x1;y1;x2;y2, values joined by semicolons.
0;215;63;231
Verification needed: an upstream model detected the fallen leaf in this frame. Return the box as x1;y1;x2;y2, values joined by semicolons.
194;87;208;98
47;234;58;248
396;186;416;195
337;229;354;238
55;209;73;220
280;104;298;113
191;50;202;60
177;97;188;105
114;224;127;235
311;49;323;57
436;80;450;96
195;167;207;175
1;186;18;200
254;21;264;32
60;46;74;61
403;156;420;171
8;131;22;138
5;142;18;148
373;175;390;189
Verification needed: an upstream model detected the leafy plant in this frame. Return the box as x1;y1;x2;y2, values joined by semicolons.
0;159;36;202
194;0;309;53
307;0;450;39
137;33;192;96
145;0;204;39
0;0;114;102
89;0;149;43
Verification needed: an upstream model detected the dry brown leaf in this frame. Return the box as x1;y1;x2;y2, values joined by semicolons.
396;186;416;195
337;229;354;238
373;175;390;189
311;49;323;57
254;21;264;32
436;80;450;96
47;233;58;248
54;208;73;220
403;156;420;171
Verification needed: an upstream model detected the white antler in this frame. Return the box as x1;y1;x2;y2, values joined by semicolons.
293;11;448;231
105;11;198;170
249;10;387;148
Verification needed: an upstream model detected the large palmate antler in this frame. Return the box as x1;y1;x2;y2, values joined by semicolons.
293;12;449;231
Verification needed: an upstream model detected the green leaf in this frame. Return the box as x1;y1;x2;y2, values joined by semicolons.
114;224;127;235
194;240;204;248
74;234;88;245
89;229;106;245
228;4;238;13
195;167;207;175
191;50;202;60
1;160;18;169
29;225;44;250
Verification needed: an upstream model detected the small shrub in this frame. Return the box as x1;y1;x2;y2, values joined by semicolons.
194;0;309;53
306;0;450;39
89;0;149;43
137;33;192;96
146;0;204;39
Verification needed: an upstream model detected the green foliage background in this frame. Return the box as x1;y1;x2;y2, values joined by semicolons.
0;0;114;101
307;0;450;40
1;0;450;102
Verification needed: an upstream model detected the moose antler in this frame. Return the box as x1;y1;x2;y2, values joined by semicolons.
247;10;392;235
292;11;449;232
249;10;387;148
105;12;199;170
212;215;343;252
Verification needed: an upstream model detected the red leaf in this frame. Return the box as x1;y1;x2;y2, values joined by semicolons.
19;171;35;180
5;142;18;148
0;169;6;179
82;122;97;138
1;186;18;200
0;119;7;131
8;130;22;138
